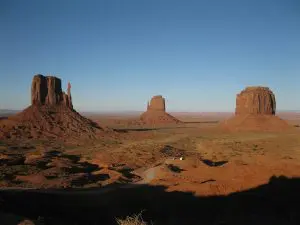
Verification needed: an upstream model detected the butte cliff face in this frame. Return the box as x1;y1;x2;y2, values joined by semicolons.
235;87;276;115
220;86;289;131
147;95;166;112
0;74;108;141
139;95;181;125
31;74;73;109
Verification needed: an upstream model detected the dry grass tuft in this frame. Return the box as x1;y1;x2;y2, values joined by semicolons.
116;212;148;225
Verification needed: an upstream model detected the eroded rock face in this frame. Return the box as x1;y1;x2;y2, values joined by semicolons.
31;74;48;105
147;95;166;112
235;86;276;115
45;76;63;105
67;82;73;109
31;74;73;109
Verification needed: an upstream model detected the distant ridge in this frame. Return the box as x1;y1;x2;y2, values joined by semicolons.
0;109;21;113
0;110;21;117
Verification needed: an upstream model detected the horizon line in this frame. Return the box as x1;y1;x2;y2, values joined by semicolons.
2;109;300;114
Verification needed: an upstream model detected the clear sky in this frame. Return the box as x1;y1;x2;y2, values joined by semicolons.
0;0;299;112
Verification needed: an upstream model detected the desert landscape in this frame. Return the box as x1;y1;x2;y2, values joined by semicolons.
1;1;300;224
0;75;300;225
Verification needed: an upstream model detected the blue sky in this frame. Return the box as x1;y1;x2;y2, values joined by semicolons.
0;0;299;112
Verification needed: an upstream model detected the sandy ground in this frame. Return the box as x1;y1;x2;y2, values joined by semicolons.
0;112;300;224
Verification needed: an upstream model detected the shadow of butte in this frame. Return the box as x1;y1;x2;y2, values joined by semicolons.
0;175;300;225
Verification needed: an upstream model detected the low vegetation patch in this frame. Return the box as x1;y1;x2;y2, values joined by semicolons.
116;212;149;225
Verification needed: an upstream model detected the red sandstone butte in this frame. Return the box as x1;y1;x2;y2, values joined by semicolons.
31;74;73;109
140;95;182;125
147;95;166;112
235;86;276;115
0;74;108;141
220;86;289;131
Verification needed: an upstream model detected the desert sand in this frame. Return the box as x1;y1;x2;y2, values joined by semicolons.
0;79;300;225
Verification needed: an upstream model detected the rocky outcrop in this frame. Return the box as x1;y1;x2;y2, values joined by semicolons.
236;87;276;115
67;82;73;109
220;86;289;131
31;74;48;105
31;74;73;109
45;76;63;105
0;74;107;141
139;95;181;125
147;95;166;112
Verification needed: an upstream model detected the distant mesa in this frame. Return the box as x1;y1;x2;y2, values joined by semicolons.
0;74;109;141
139;95;182;125
147;95;166;112
235;86;276;115
220;86;289;131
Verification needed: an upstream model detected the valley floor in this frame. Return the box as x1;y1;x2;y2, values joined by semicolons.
1;113;300;224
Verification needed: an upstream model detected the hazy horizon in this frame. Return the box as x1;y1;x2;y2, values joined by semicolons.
1;0;299;112
1;108;300;115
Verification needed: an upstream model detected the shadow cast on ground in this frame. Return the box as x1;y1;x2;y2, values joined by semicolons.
0;151;107;188
113;126;193;133
112;120;220;133
183;121;219;124
201;159;228;167
0;176;300;225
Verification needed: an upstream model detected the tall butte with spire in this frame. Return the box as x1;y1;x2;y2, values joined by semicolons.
139;95;182;125
0;74;107;140
31;75;73;109
220;86;289;131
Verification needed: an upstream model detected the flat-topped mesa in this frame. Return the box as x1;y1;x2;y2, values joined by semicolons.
235;86;276;116
31;74;73;109
147;95;166;112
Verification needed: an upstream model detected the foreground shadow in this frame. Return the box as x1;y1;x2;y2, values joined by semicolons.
0;176;300;225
